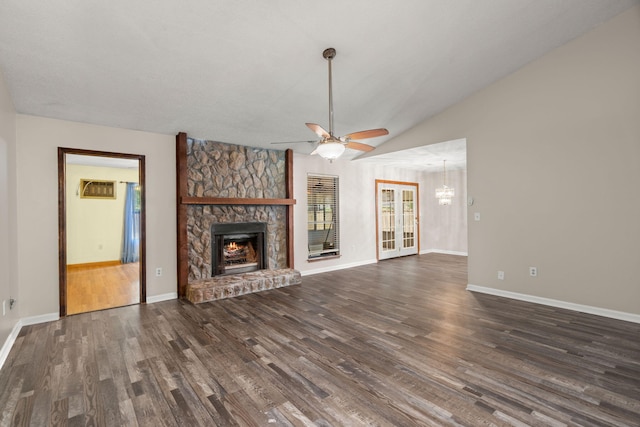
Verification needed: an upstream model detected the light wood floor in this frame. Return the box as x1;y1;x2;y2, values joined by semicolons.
67;263;140;315
1;254;639;426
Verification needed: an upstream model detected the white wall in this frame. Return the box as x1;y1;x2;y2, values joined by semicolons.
15;115;177;318
66;164;139;264
293;153;467;275
0;68;18;348
374;6;640;316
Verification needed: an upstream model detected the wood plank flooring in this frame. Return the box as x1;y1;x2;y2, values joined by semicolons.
1;254;639;426
66;262;140;315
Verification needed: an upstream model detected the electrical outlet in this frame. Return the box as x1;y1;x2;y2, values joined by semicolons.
155;268;162;277
474;212;481;221
2;300;5;316
529;267;537;277
498;271;505;280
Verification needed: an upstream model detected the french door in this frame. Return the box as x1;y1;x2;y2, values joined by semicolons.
376;181;419;260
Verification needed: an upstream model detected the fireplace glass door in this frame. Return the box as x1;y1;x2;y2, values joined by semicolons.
220;233;261;274
211;223;267;276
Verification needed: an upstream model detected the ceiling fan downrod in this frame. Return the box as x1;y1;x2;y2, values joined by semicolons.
323;48;336;138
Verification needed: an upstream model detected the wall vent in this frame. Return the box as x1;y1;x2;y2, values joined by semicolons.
80;179;116;199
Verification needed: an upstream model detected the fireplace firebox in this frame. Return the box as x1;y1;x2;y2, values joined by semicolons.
211;222;267;276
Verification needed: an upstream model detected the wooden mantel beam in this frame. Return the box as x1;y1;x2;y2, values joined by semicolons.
180;197;295;206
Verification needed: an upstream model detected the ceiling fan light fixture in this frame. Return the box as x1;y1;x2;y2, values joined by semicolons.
272;47;387;159
315;140;345;161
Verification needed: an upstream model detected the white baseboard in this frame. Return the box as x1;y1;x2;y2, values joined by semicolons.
0;312;59;370
147;292;178;304
421;249;468;256
21;312;59;326
467;284;640;324
301;258;378;276
0;320;23;371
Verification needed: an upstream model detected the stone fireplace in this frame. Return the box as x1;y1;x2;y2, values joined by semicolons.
211;222;267;276
176;133;300;303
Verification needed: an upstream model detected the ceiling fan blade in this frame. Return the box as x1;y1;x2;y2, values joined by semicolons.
270;140;317;145
306;123;330;138
345;141;375;152
344;128;389;140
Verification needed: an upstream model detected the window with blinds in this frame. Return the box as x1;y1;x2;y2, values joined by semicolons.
307;174;339;258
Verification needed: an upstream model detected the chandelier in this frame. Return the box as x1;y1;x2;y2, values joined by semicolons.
435;160;454;205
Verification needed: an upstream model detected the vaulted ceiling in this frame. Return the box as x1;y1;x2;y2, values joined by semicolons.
0;1;636;166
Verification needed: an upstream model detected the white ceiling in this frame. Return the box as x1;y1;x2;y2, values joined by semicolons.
359;139;467;172
1;0;636;168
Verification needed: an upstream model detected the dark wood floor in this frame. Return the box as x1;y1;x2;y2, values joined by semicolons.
1;254;639;426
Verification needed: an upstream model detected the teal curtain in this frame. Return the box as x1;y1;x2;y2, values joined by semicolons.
121;182;139;263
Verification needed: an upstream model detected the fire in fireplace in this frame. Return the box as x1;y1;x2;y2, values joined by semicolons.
211;222;267;276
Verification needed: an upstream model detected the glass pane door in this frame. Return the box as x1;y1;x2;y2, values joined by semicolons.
377;183;419;260
381;188;395;251
402;189;415;250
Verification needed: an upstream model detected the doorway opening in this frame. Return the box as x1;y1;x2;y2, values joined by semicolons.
58;148;146;316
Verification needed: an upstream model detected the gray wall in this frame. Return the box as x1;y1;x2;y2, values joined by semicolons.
0;67;18;350
376;6;640;315
15;115;177;318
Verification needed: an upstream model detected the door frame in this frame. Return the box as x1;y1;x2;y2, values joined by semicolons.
375;179;420;261
57;147;146;317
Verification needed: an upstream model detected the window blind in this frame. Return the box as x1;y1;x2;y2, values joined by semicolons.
307;174;339;257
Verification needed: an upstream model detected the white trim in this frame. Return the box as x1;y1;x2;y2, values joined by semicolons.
301;259;378;276
21;312;59;326
0;312;60;370
146;292;178;304
0;320;23;371
421;249;468;256
467;284;640;324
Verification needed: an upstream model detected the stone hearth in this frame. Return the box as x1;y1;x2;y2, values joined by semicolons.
186;268;301;304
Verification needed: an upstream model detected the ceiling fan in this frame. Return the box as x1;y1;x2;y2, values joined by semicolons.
272;47;389;161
